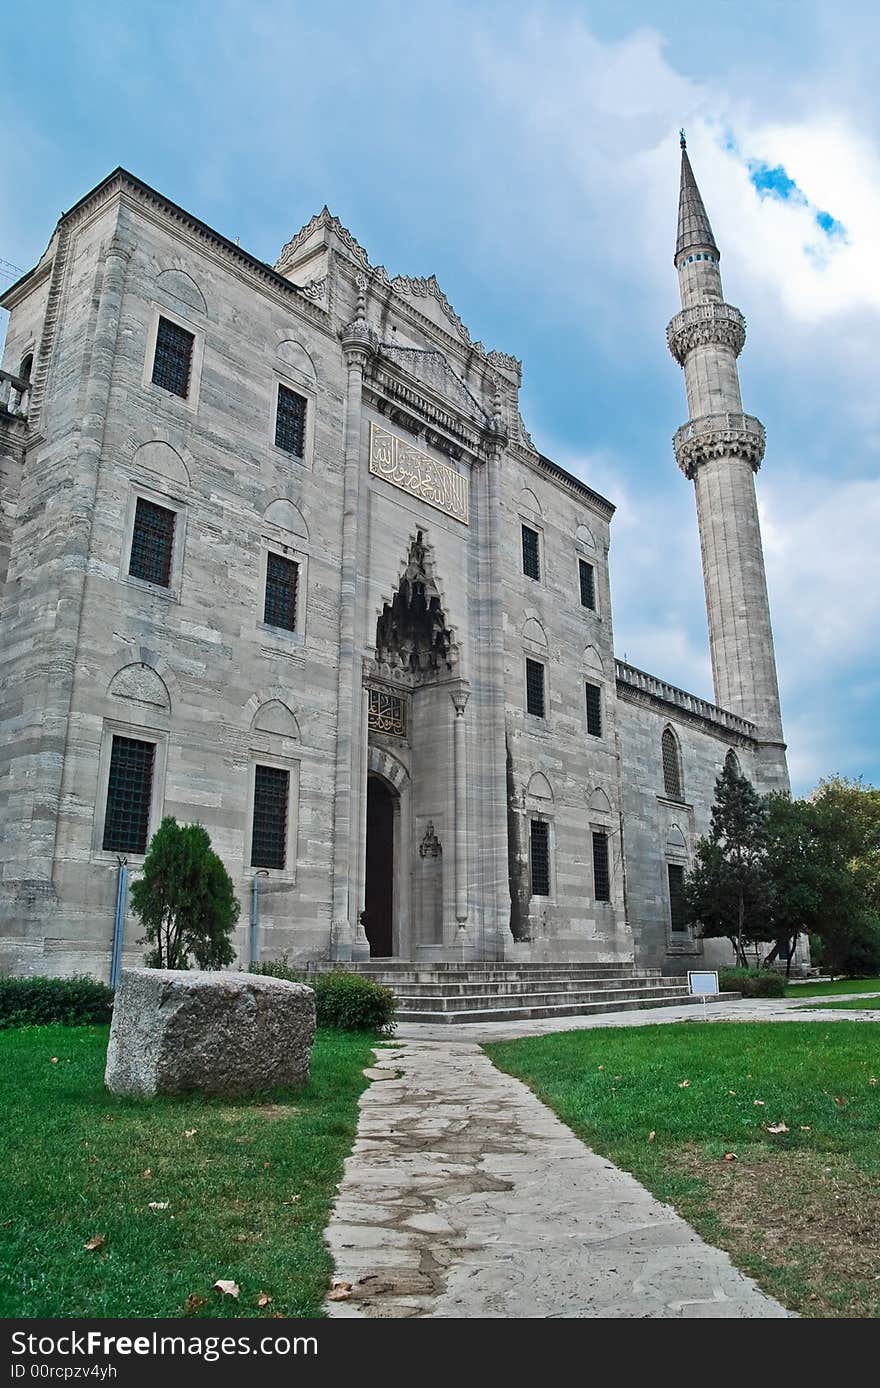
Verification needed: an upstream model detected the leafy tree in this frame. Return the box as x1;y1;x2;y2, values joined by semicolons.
763;792;856;975
130;817;240;970
685;760;772;965
806;777;880;976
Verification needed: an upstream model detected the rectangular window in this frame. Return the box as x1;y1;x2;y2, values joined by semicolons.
530;819;550;897
129;497;176;588
668;863;687;932
592;830;611;902
525;658;546;718
102;736;155;854
521;524;540;580
275;384;307;457
578;558;596;610
263;552;299;631
151;316;194;398
585;681;602;737
251;764;290;870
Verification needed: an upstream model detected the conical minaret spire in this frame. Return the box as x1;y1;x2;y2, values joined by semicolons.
666;136;789;791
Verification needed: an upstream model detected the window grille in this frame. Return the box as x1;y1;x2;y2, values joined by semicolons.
367;687;407;737
526;658;546;717
152;317;194;398
668;863;687;932
275;384;307;457
725;749;741;776
592;830;611;902
263;552;298;631
578;558;596;610
251;765;289;870
662;728;683;800
102;736;155;854
585;681;602;737
530;819;550;896
521;524;540;580
129;497;175;587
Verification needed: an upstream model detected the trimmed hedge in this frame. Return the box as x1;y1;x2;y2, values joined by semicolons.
0;975;114;1029
252;960;397;1033
718;967;786;998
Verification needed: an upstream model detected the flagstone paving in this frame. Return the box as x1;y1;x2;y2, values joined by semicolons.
324;1025;797;1318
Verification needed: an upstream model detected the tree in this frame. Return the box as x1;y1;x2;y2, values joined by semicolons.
130;817;240;970
806;777;880;976
763;792;856;976
685;760;772;965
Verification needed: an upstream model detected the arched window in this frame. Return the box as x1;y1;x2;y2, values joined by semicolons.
18;353;33;384
724;748;741;776
662;727;683;801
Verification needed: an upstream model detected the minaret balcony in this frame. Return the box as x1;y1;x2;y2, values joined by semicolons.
0;369;30;420
667;302;746;364
673;411;765;477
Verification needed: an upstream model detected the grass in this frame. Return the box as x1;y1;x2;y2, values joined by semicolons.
784;977;880;998
797;996;880;1011
0;1025;374;1318
486;1022;880;1318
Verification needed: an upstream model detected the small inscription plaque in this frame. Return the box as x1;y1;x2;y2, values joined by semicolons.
369;422;469;525
368;687;407;737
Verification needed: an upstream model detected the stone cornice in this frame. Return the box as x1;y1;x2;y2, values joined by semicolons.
615;659;757;743
673;411;765;477
365;357;488;459
516;447;616;520
667;302;746;365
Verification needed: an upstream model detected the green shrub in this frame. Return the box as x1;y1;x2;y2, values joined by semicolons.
718;967;786;998
0;975;114;1029
809;916;880;979
252;960;396;1033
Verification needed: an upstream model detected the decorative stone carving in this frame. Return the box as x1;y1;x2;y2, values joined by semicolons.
275;206;372;274
378;345;489;427
486;348;523;380
370;422;469;525
673;412;766;477
419;822;442;858
666;302;746;364
367;686;408;737
390;274;472;344
374;530;456;680
300;275;327;304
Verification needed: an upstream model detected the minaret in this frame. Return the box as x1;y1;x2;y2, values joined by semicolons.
667;132;789;790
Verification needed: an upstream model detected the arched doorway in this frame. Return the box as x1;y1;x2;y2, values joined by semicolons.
364;775;396;957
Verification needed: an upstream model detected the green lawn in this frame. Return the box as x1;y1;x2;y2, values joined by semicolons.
784;977;880;998
0;1025;374;1318
797;995;880;1011
486;1022;880;1318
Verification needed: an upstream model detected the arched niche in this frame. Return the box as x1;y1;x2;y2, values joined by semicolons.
516;486;543;517
526;771;554;802
667;824;688;853
522;616;548;648
576;523;597;551
156;268;207;315
108;663;170;711
583;644;604;675
277;339;318;382
133;440;191;490
588;786;612;814
251;699;300;739
262;498;309;540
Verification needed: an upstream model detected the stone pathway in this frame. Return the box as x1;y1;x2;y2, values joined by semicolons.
325;1034;793;1318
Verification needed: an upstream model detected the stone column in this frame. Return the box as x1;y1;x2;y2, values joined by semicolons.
482;403;512;958
331;278;374;960
450;686;470;931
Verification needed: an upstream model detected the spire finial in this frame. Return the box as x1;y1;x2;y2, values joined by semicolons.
679;128;687;149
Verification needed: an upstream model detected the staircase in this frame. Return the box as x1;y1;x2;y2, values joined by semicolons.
351;961;730;1025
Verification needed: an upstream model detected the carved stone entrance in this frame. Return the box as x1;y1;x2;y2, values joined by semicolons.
364;774;396;957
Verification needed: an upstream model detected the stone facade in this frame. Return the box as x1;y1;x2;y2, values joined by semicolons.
0;150;792;981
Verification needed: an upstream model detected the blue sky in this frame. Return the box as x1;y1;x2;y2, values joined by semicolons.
2;0;879;794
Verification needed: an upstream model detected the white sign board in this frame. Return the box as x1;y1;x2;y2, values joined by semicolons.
688;970;719;996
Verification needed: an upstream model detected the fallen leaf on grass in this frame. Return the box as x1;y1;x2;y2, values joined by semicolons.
764;1122;789;1135
728;1090;737;1096
677;1080;690;1088
753;1100;765;1107
800;1126;811;1132
148;1201;169;1211
257;1292;273;1308
723;1152;737;1162
141;1168;152;1179
184;1294;207;1313
869;1077;877;1087
84;1235;106;1251
327;1280;352;1302
648;1131;656;1142
184;1129;197;1139
213;1280;239;1299
834;1096;847;1107
597;1065;604;1071
50;1057;58;1064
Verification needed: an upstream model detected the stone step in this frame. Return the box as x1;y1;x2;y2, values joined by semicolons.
396;991;737;1025
351;960;640;974
375;976;686;997
346;967;658;985
392;985;693;1013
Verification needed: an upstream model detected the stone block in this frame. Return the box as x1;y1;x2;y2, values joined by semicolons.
105;967;315;1098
